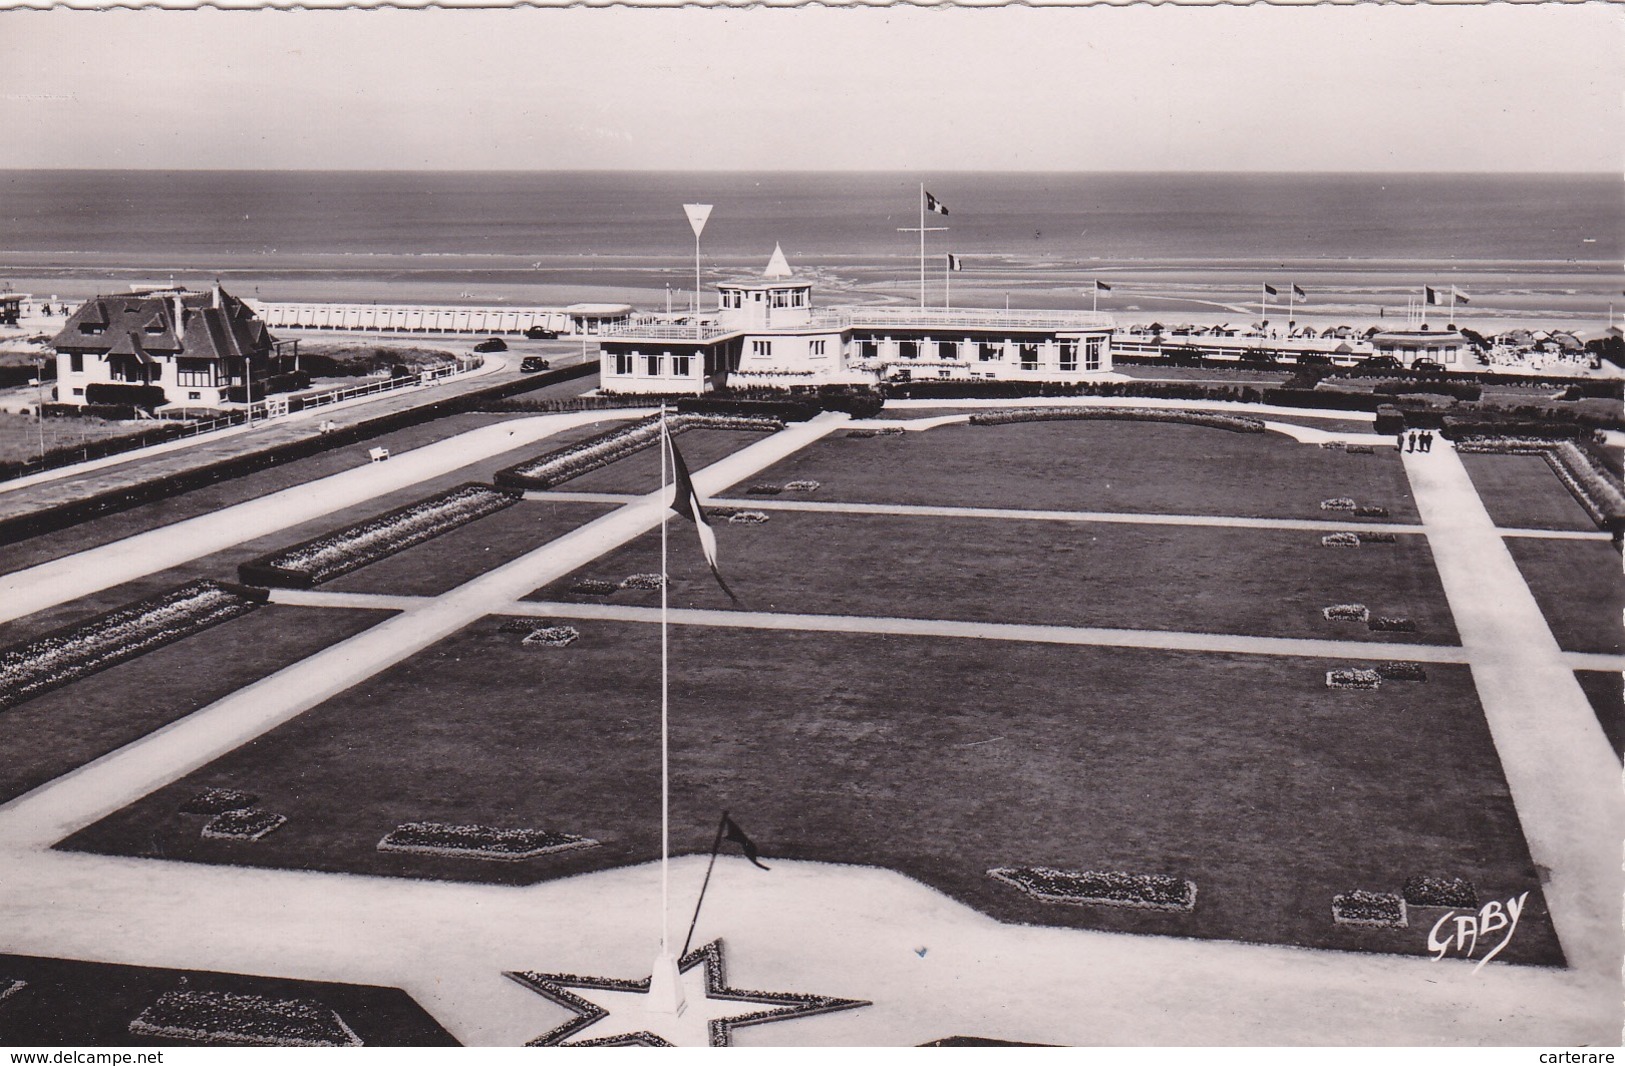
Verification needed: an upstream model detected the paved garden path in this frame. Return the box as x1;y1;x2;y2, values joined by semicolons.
1402;441;1624;978
0;409;646;627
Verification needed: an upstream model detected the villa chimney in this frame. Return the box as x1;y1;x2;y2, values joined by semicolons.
212;281;222;310
172;293;185;338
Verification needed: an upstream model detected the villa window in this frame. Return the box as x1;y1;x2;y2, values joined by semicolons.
645;353;663;376
1085;336;1104;370
1058;342;1078;372
69;352;83;373
176;358;214;388
751;340;773;359
810;340;827;358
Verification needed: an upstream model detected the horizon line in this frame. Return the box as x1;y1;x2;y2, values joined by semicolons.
0;167;1618;178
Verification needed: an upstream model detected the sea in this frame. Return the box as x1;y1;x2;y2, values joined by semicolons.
2;171;1620;323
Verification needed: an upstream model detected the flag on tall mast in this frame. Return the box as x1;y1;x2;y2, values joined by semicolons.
683;204;712;336
899;185;949;309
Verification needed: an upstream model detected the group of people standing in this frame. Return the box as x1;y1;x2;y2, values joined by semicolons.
1400;430;1435;453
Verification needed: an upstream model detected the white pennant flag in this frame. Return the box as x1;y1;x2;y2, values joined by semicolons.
684;204;713;238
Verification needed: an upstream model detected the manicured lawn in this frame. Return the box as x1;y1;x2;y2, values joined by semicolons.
1460;453;1596;532
532;510;1460;645
0;952;456;1046
552;428;773;495
0;412;624;575
324;499;617;597
1504;538;1623;654
0;413;156;465
1575;671;1624;761
746;420;1419;521
0;606;385;803
65;622;1558;965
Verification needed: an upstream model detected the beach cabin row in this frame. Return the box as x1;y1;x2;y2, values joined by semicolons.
248;301;633;337
599;246;1115;395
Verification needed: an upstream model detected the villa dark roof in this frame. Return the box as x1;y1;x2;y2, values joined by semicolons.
53;287;272;360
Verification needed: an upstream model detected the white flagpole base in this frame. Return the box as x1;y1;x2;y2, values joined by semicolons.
647;952;688;1015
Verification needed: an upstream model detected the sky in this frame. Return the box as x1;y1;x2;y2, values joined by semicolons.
0;4;1621;172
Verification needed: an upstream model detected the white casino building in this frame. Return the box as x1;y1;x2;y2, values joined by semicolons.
600;245;1115;395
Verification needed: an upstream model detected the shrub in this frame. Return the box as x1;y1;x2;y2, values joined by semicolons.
1354;505;1390;518
265;370;311;395
847;427;904;439
1345;444;1375;455
84;382;167;409
620;573;666;591
1261;387;1386;412
988;866;1196;912
726;510;770;524
1326;668;1382;690
568;579;618;596
1376;662;1428;682
1403;876;1477;908
745;484;783;495
1332;890;1408;928
1359;531;1397;544
493;413;782;492
1368;616;1416;633
1372;379;1482;402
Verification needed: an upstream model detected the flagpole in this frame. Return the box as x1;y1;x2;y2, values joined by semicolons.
1287;284;1295;328
648;403;685;1015
944;256;951;310
919;183;927;310
1260;283;1267;332
681;811;730;958
1092;283;1098;315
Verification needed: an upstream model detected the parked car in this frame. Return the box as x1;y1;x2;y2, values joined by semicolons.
524;326;559;340
473;337;508;353
519;357;551;373
1410;359;1446;374
1362;355;1401;371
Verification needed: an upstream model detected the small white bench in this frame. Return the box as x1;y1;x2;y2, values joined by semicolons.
368;447;390;463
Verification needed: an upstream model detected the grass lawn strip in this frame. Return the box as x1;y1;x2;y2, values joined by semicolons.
493;414;781;492
1574;671;1624;760
1459;452;1598;532
1501;537;1624;655
66;622;1559;965
746;419;1418;521
530;509;1461;645
0;581;261;712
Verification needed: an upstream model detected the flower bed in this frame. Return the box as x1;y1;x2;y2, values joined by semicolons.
377;822;599;861
128;990;362;1047
1377;661;1428;682
1322;603;1370;623
969;408;1264;434
237;484;520;589
568;579;619;596
1320;497;1357;511
0;581;261;712
1403;875;1478;908
1321;532;1362;548
1326;668;1383;690
620;573;666;591
1345;444;1375;455
745;484;783;495
847;427;904;438
1354;505;1390;519
987;866;1196;912
498;618;539;633
1368;616;1416;633
1332;890;1408;928
783;480;821;493
201;809;287;842
179;788;259;816
521;625;579;648
1;978;26;1005
493;414;784;492
1359;531;1397;544
1318;441;1346;451
726;511;770;525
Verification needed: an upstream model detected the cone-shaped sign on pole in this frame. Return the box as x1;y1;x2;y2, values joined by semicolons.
684;204;712;239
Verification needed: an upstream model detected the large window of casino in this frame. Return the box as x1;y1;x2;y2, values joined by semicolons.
858;339;879;361
898;340;919;359
673;352;692;376
810;339;827;358
1058;341;1078;372
1019;343;1039;370
772;290;789;309
751;339;773;359
979;342;1001;362
615;352;635;376
645;352;663;376
1085;336;1103;370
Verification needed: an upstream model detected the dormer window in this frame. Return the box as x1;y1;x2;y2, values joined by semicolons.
79;325;104;335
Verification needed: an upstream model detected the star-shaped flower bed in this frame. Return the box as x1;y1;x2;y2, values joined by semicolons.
505;939;868;1047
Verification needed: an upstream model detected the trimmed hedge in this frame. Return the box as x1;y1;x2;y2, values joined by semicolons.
969;407;1265;434
85;382;166;409
1259;388;1385;412
882;379;1266;404
493;413;782;492
1372;379;1483;402
1455;436;1625;532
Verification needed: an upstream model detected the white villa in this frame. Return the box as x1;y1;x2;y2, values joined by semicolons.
599;245;1115;395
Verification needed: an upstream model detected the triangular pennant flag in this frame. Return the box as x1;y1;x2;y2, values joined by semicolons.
764;243;793;279
683;204;712;239
722;815;769;870
667;430;738;603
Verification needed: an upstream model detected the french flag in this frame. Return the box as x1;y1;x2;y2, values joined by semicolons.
925;191;949;216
